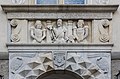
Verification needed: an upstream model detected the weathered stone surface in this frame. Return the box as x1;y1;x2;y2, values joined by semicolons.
112;60;120;79
0;60;9;79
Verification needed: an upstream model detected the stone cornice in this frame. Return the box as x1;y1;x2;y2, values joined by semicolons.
1;5;119;13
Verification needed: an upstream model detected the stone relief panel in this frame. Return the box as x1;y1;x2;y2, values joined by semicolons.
87;53;111;79
98;19;110;43
9;19;28;43
92;19;111;43
29;19;92;44
9;52;110;79
10;19;21;43
8;19;113;44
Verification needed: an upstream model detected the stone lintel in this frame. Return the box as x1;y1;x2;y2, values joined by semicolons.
1;5;119;13
7;12;112;19
7;43;113;52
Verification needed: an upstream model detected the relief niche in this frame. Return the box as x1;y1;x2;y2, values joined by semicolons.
98;19;110;43
10;19;21;43
30;19;91;44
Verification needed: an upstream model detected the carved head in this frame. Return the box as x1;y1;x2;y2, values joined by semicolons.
68;20;73;26
10;19;18;27
35;20;42;29
77;20;84;28
57;19;62;27
46;20;52;25
102;19;110;28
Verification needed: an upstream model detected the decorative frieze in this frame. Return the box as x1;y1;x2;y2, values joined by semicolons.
29;19;90;44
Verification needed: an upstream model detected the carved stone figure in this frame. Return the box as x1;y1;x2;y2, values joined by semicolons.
30;20;46;43
46;20;55;43
53;19;68;43
74;20;89;43
10;19;21;42
99;19;110;43
66;20;76;43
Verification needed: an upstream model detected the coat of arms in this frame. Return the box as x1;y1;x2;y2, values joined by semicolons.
53;52;66;69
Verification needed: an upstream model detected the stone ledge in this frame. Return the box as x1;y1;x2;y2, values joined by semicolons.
6;43;113;52
1;5;119;13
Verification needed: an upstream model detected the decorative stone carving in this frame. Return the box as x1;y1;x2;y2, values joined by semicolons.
87;53;111;79
53;19;68;43
46;20;55;43
10;19;21;42
39;53;54;71
10;57;23;73
74;20;89;43
99;19;110;43
65;53;102;79
29;19;90;44
96;57;109;74
30;20;46;43
96;0;109;4
66;20;76;43
53;51;66;69
11;0;25;4
96;56;110;79
10;52;110;79
9;53;36;59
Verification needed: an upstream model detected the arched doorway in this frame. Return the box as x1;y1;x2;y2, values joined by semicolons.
36;70;83;79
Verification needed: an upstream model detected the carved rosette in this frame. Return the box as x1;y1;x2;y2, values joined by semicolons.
11;34;20;42
99;34;109;43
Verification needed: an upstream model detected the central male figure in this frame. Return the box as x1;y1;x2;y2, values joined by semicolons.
53;19;68;43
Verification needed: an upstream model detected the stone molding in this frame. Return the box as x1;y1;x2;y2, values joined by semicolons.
7;43;113;52
1;5;119;13
1;5;119;19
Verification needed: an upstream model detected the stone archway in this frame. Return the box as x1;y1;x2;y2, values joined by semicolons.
36;70;83;79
